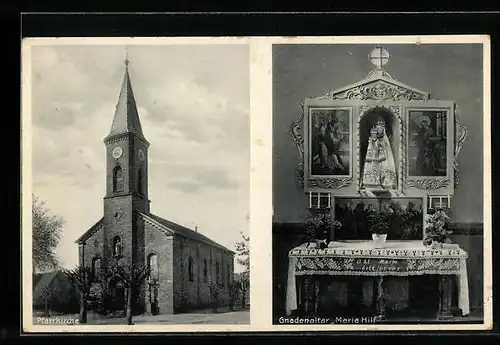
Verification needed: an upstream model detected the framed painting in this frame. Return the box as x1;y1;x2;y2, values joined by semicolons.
404;101;456;194
308;107;352;178
408;109;449;177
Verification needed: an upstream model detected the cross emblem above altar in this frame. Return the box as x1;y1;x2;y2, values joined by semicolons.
369;46;390;70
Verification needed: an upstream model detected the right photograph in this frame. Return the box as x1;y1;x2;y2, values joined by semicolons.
272;43;487;326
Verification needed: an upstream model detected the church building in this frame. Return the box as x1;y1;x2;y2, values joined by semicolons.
75;60;235;315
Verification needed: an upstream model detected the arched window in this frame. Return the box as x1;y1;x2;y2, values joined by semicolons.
92;257;101;282
113;236;122;257
188;256;194;282
216;261;221;285
148;253;159;281
137;169;143;194
113;166;124;192
203;259;208;283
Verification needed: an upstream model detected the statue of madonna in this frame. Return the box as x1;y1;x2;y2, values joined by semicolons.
362;119;397;190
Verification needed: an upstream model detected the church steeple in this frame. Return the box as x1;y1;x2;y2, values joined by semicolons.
105;56;146;142
103;53;150;215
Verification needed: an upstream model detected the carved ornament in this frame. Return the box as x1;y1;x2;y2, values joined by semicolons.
322;80;430;102
291;103;305;188
308;177;352;189
453;106;468;188
406;179;451;190
361;104;401;118
296;162;305;188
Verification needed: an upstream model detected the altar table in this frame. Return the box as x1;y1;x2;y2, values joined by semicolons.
285;240;469;320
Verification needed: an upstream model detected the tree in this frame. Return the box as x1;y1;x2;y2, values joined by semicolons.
236;278;250;308
235;232;250;308
228;281;239;311
235;232;249;275
208;283;220;313
105;258;150;325
62;265;92;324
39;285;55;317
32;194;64;272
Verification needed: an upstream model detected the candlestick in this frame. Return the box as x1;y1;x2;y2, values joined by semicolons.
328;193;331;208
309;191;312;209
317;193;320;208
447;195;450;208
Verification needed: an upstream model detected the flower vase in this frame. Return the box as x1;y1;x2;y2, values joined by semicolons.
431;241;444;249
372;233;387;248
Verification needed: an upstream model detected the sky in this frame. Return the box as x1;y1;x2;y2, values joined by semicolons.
30;44;250;272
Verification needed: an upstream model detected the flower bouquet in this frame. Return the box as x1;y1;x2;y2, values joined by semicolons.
304;211;332;248
366;207;394;248
423;210;452;248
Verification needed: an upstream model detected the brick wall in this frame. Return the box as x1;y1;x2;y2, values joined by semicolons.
142;219;174;315
79;215;234;315
80;224;105;270
103;195;135;265
173;235;234;312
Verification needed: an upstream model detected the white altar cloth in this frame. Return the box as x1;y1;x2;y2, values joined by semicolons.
285;240;469;316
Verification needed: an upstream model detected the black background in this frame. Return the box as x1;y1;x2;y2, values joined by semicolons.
7;10;500;343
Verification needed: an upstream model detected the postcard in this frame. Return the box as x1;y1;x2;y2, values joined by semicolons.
21;35;491;333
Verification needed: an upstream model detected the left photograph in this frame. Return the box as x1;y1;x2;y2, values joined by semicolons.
24;42;250;326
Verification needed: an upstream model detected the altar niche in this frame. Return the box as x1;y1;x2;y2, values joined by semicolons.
334;197;424;241
359;107;400;192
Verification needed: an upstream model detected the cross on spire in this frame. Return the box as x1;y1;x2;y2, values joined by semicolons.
124;46;130;68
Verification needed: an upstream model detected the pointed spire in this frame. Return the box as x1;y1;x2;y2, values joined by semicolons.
106;50;145;140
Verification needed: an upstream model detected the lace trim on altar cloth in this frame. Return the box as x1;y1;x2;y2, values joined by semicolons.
289;241;468;259
294;270;462;276
294;256;462;275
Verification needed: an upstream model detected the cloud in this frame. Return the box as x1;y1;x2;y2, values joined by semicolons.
194;169;239;190
167;180;202;194
33;101;83;130
165;164;240;193
142;76;248;150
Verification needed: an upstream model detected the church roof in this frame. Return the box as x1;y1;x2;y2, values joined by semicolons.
74;213;235;254
105;64;146;141
139;212;236;254
75;217;104;244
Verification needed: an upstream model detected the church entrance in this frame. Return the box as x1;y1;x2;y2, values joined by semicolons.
148;282;159;315
111;283;126;311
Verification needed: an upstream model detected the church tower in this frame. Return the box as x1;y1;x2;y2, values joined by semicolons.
102;58;150;264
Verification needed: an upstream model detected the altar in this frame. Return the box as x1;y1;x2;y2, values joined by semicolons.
287;46;470;320
285;241;469;320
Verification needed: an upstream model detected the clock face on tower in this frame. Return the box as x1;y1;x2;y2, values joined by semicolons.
112;146;123;159
138;149;145;161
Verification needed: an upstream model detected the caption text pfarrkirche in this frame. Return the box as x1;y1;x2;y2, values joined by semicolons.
278;316;378;324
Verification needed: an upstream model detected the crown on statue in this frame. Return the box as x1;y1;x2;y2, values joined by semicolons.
376;119;386;127
370;127;378;135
